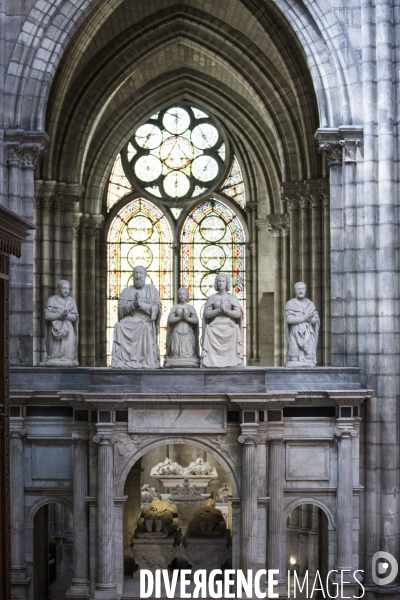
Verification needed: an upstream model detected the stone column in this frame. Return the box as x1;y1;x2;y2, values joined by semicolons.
114;496;128;597
298;505;309;576
79;217;88;362
334;422;357;572
238;423;260;574
53;188;64;283
40;182;56;361
308;505;319;578
265;214;289;366
282;186;300;289
86;216;103;366
66;425;90;600
72;214;82;310
341;139;360;365
5;134;48;365
246;202;259;363
267;425;286;595
93;424;117;600
299;195;310;287
321;192;331;365
10;423;28;578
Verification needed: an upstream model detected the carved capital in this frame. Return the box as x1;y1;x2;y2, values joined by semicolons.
86;216;104;238
20;144;46;169
282;193;300;210
6;144;21;167
334;426;357;438
10;427;28;439
238;433;261;445
53;193;65;211
93;432;117;445
340;139;361;163
318;141;343;166
266;214;290;238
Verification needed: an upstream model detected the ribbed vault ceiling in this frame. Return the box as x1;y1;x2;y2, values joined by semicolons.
40;0;322;215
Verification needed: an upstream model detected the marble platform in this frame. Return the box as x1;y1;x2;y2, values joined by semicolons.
10;366;362;393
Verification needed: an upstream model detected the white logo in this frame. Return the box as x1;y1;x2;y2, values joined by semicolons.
372;552;398;586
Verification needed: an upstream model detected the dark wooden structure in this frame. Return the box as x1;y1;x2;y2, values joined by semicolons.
0;206;33;600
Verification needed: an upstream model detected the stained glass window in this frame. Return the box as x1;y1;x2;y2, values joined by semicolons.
221;156;246;208
121;106;229;203
107;198;173;364
181;199;246;356
107;154;134;210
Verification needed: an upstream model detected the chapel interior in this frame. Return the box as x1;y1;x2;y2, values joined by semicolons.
1;0;398;600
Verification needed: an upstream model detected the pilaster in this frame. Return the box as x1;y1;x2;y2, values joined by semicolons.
66;424;90;600
266;422;286;598
238;422;261;575
93;423;117;600
10;421;30;599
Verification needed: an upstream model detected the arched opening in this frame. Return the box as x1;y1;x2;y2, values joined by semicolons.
122;443;233;594
285;503;330;599
32;502;73;600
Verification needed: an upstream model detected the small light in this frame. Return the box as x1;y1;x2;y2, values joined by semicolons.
290;556;297;565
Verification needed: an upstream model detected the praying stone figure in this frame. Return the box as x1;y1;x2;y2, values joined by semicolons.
201;273;243;368
134;499;180;538
164;287;200;368
285;282;320;367
111;265;162;369
186;499;227;538
44;280;79;366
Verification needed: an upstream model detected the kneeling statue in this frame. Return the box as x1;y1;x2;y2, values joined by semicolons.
285;282;320;367
134;499;180;538
164;287;200;368
202;273;243;368
187;499;226;537
45;280;79;366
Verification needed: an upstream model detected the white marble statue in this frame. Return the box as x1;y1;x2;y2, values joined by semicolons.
183;457;217;476
164;287;200;368
285;282;320;367
201;273;243;368
111;265;162;369
150;458;184;476
44;280;79;366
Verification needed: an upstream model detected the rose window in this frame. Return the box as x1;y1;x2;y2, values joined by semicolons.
121;106;229;203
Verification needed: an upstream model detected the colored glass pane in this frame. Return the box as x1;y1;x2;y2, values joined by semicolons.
107;154;133;210
181;199;246;359
125;106;227;202
107;198;173;364
221;156;246;208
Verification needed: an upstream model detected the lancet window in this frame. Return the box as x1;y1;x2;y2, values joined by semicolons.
106;105;247;363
